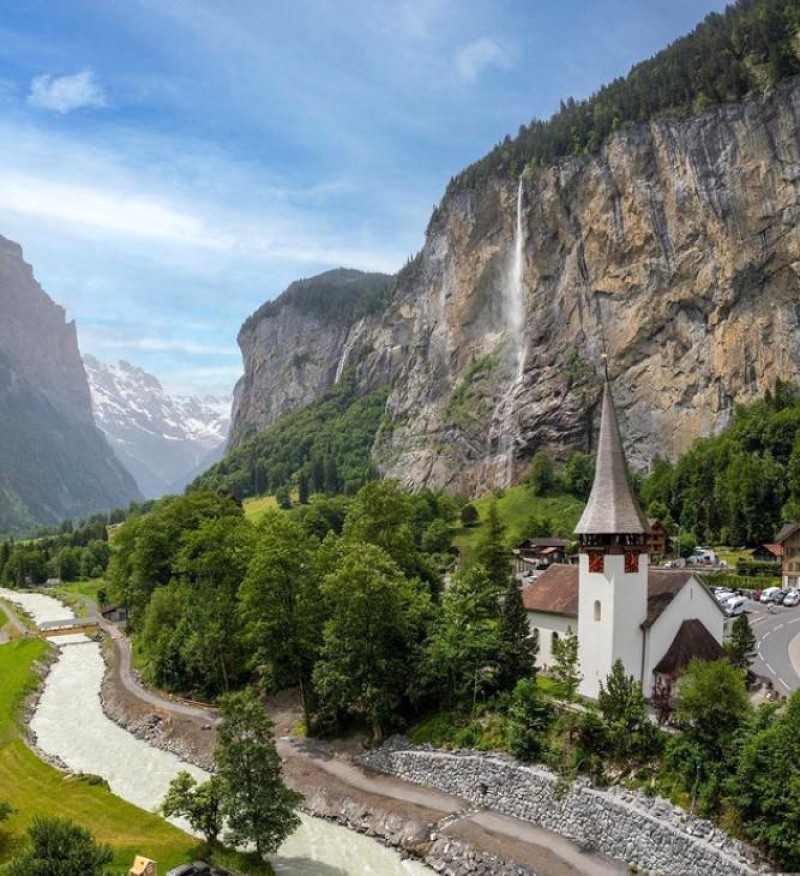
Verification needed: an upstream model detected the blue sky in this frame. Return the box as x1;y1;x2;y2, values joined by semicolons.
0;0;729;397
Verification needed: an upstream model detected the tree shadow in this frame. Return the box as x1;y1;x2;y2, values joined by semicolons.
269;856;348;875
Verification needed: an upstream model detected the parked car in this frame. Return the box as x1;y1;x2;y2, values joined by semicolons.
166;864;228;876
783;591;800;607
759;587;782;603
724;595;747;616
774;591;790;605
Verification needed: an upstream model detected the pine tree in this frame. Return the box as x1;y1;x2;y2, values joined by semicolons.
297;470;310;504
726;613;757;672
498;577;538;689
473;501;510;588
551;628;581;703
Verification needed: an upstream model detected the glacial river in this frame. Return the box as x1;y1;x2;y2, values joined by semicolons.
0;589;430;876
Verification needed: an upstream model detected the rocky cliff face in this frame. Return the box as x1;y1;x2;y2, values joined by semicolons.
230;80;800;496
0;236;141;531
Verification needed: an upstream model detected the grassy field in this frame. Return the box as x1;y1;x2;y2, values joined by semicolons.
0;638;200;870
243;494;279;521
50;579;105;617
0;607;7;629
453;485;584;553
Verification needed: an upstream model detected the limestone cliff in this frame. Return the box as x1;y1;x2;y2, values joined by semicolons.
0;236;141;531
230;80;800;496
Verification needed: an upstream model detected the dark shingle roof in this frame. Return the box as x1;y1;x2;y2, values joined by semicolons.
522;565;706;629
653;619;724;676
575;378;650;536
776;522;800;544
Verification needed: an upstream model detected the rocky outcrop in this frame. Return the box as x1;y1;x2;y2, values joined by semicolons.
0;236;141;530
230;80;800;496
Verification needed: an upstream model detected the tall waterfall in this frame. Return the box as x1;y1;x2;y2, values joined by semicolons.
487;178;527;486
510;176;526;380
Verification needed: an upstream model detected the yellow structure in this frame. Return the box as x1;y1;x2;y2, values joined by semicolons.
129;856;157;876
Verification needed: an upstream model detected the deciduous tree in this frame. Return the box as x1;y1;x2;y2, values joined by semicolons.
215;689;301;858
239;511;323;731
162;771;223;844
313;541;431;739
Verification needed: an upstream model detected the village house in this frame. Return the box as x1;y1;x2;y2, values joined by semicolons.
513;538;569;573
749;543;783;564
644;518;669;560
776;523;800;589
522;374;726;699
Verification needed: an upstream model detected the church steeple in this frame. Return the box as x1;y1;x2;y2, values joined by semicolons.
575;370;651;700
575;374;650;541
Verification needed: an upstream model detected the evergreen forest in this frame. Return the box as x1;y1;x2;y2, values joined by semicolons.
445;0;800;195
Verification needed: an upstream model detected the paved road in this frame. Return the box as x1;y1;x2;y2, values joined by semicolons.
748;600;800;695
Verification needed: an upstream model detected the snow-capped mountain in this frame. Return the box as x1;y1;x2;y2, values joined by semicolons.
83;355;231;498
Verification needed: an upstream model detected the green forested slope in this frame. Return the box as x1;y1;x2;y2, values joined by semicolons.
447;0;800;193
0;360;140;534
191;372;388;499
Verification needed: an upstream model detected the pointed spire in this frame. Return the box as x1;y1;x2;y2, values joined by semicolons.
575;373;650;536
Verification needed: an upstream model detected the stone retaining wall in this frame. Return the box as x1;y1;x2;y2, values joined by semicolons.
360;738;771;876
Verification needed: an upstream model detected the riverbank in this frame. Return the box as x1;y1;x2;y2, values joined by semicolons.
0;637;199;871
99;620;626;876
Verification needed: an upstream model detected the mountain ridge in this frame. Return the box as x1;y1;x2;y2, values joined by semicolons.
84;355;229;499
0;236;141;531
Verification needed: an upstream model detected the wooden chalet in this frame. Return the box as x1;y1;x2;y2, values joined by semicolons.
513;538;568;572
750;543;783;563
777;523;800;589
644;519;669;559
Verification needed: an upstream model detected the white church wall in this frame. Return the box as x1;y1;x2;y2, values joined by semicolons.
577;552;648;700
526;611;575;668
642;576;725;696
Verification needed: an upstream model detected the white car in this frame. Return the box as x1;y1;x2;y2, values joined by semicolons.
783;591;800;607
760;587;782;603
724;595;746;616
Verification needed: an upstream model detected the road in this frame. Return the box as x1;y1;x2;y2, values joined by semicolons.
747;599;800;695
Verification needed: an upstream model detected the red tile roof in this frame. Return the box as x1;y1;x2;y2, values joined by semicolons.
522;564;702;628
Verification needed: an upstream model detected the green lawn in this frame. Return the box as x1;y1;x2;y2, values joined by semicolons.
0;607;7;629
51;579;105;617
0;638;201;870
453;485;584;553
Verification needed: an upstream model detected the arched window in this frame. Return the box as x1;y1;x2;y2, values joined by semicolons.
593;599;601;621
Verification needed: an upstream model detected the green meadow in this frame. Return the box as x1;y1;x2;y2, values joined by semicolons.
0;638;199;870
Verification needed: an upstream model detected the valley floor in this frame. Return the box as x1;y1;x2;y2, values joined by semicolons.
99;609;625;876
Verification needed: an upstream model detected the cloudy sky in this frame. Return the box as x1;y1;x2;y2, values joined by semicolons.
0;0;728;397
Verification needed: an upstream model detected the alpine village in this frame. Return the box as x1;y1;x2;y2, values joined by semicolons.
2;2;800;875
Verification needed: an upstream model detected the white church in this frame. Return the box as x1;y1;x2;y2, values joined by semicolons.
522;375;727;699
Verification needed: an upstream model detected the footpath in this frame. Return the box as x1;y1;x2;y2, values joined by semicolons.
95;607;624;876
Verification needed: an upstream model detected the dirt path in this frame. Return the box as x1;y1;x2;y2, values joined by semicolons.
91;603;625;876
0;597;31;639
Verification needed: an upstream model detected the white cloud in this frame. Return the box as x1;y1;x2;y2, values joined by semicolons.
454;37;513;82
0;171;231;249
96;337;239;356
28;69;107;114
